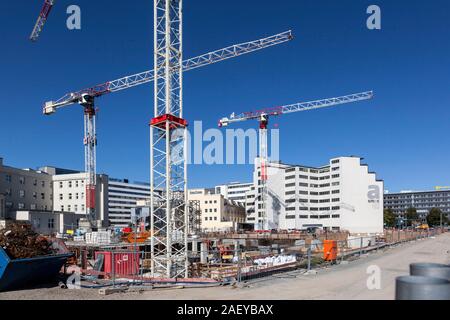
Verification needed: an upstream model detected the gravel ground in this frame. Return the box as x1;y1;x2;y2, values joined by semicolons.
1;233;449;300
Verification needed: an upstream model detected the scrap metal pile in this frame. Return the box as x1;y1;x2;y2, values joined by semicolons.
0;222;56;259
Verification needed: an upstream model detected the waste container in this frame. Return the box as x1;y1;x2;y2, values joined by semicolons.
0;247;73;292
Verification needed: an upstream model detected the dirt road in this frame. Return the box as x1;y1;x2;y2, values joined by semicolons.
1;233;449;300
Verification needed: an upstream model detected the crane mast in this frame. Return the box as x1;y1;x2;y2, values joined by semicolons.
150;0;187;279
219;91;374;230
30;0;56;41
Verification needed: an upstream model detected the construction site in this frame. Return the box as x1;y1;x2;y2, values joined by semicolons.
1;0;450;301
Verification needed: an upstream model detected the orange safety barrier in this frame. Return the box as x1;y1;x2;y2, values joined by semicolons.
323;240;338;261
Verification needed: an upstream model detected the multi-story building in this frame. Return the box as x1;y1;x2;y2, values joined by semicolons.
50;171;109;228
0;157;53;214
108;179;152;228
188;189;246;232
384;190;450;219
246;156;384;234
215;182;253;204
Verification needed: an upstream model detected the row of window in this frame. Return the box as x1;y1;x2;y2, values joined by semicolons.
285;214;341;219
58;180;84;189
59;193;84;201
60;204;85;212
3;189;50;200
4;174;50;188
4;202;49;211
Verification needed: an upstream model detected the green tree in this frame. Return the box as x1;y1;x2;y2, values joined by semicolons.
405;207;419;227
426;208;448;227
384;209;396;228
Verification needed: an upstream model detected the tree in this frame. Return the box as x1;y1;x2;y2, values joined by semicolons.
405;207;419;227
426;208;448;227
384;209;396;228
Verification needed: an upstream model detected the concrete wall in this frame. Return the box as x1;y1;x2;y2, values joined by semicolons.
9;211;79;235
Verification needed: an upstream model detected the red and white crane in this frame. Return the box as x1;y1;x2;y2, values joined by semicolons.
30;0;56;41
218;91;374;230
42;30;293;231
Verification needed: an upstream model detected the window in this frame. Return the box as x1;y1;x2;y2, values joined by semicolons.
19;177;25;185
41;193;45;200
332;198;340;202
41;181;45;187
299;215;308;219
18;203;25;210
69;193;73;200
61;205;64;212
48;218;55;229
59;194;63;200
5;174;12;183
332;167;340;171
30;204;37;210
76;181;79;188
19;190;25;198
59;182;63;188
74;205;78;212
332;174;340;179
331;159;340;164
33;192;37;199
76;193;79;200
81;204;85;211
205;217;208;221
68;181;72;188
33;179;37;186
67;205;71;212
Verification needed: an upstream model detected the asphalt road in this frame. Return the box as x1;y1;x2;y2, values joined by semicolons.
1;233;449;300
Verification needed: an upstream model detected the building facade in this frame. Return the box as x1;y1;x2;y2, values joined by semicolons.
188;189;246;232
9;211;78;235
384;190;450;219
50;172;109;228
215;182;253;204
0;158;53;214
108;179;152;228
246;157;384;234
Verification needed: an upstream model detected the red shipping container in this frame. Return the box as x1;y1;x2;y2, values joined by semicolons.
95;251;140;278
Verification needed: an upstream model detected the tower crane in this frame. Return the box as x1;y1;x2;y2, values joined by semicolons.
30;0;56;41
219;91;374;230
42;31;293;230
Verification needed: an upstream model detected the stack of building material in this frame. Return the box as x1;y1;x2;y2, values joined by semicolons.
85;231;112;245
0;222;55;259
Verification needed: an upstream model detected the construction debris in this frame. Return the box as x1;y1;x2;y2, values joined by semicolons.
0;222;56;259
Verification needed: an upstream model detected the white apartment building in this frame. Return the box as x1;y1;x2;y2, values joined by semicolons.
108;179;152;228
246;157;384;234
0;158;54;213
188;189;246;232
215;182;253;204
50;172;109;228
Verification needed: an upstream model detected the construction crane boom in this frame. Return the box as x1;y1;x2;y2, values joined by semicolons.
219;91;374;126
42;29;293;231
218;91;374;231
43;30;293;113
30;0;56;41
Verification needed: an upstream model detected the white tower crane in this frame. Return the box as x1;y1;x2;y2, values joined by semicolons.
42;30;293;230
219;91;374;230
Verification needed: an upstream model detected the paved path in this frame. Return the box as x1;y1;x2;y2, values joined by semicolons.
1;233;449;300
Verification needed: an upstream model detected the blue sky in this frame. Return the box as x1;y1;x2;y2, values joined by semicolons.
0;0;449;192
